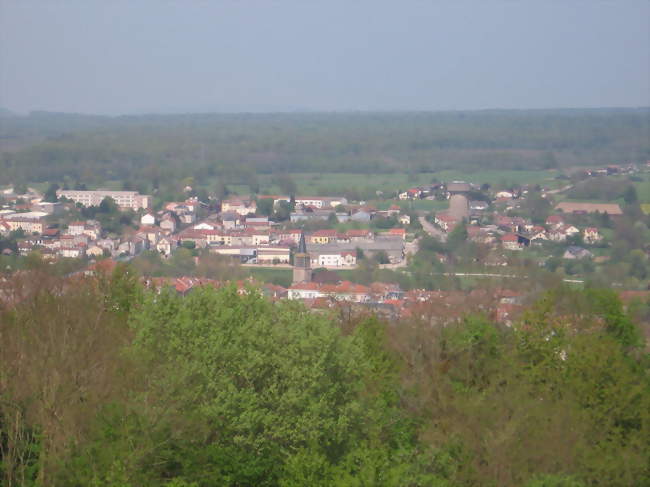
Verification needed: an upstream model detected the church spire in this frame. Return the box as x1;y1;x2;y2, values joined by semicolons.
297;231;307;254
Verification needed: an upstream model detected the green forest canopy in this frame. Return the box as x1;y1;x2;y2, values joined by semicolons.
1;265;648;486
1;108;648;188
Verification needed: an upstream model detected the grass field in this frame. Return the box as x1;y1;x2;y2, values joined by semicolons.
199;169;562;199
633;176;650;203
246;267;292;287
27;168;563;201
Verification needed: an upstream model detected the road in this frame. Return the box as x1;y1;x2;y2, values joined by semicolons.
544;184;573;195
418;216;446;241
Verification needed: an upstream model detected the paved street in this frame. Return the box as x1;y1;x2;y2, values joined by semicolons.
418;216;446;241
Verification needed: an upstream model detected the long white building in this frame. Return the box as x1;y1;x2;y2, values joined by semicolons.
57;190;151;210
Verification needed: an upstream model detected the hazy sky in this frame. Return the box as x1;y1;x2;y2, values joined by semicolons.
1;1;648;115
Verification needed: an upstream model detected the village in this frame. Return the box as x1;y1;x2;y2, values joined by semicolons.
1;161;648;325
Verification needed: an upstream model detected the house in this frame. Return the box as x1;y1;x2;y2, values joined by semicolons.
386;205;402;216
407;188;422;199
309;229;339;244
160;214;177;233
194;221;218;231
548;229;567;242
548;224;578;242
561;225;580;237
495;190;514;199
529;226;548;242
434;212;457;232
469;200;489;211
95;238;117;254
4;216;45;235
399;214;411;225
0;220;11;235
345;229;374;242
82;221;101;240
310;250;357;267
583;227;602;244
156;236;176;256
67;221;86;235
137;226;163;245
59;244;87;259
245;217;270;229
386;228;406;240
275;229;303;245
221;198;257;216
290;208;332;222
117;236;146;256
501;233;522;250
495;215;528;233
350;210;372;222
249;230;270;246
294;196;347;209
140;213;156;226
256;245;291;264
563;246;593;260
545;214;564;229
18;242;35;256
221;212;241;229
86;245;105;258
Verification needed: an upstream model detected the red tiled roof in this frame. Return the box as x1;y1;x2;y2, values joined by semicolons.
311;229;338;237
346;229;372;237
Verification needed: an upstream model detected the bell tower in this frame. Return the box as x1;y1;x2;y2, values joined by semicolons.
292;232;312;284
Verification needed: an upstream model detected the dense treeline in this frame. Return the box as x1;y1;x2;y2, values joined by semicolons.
1;109;648;187
1;264;648;486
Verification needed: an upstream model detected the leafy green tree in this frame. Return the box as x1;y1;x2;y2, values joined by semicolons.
43;183;59;202
373;250;390;264
446;223;468;250
273;200;292;221
129;286;364;485
623;185;638;204
168;248;195;276
99;196;119;214
256;197;274;216
215;181;229;200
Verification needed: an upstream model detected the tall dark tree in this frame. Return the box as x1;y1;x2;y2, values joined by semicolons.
43;183;60;203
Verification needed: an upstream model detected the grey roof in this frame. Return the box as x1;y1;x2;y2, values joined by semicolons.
306;237;404;253
446;182;471;193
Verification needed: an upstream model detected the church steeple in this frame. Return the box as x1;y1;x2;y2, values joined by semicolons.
297;231;307;254
292;231;312;284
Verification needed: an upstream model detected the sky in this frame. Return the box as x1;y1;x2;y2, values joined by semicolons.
0;1;649;115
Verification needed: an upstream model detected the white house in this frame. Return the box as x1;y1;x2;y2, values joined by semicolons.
310;250;357;267
140;213;156;226
583;227;602;244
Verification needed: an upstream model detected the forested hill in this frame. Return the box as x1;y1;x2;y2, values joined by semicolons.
1;108;648;186
1;266;649;486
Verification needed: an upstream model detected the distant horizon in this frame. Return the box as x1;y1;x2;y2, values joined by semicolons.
2;105;649;119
